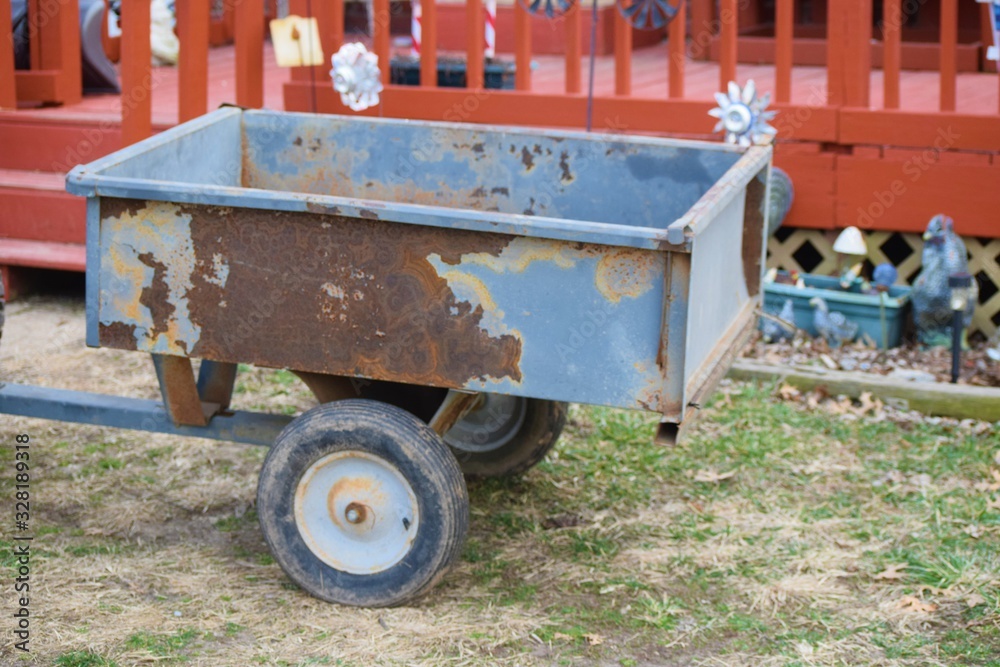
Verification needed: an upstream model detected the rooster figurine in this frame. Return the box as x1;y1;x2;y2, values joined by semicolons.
809;297;859;347
911;215;978;347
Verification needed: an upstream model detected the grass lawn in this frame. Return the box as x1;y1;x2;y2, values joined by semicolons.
1;297;999;665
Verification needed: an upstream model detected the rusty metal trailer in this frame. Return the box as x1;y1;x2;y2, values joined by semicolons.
0;107;771;607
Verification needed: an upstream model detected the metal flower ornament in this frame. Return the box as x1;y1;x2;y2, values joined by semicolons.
709;80;777;147
616;0;680;29
330;42;383;112
517;0;575;18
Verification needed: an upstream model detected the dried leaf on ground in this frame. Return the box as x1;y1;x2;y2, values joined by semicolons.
974;469;1000;493
896;596;938;613
963;525;983;539
743;337;1000;387
874;563;908;580
965;593;987;608
778;383;800;400
692;469;737;483
856;391;883;416
583;633;605;646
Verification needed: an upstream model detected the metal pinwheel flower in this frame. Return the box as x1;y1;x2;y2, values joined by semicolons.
517;0;575;19
616;0;680;30
330;42;383;112
708;80;777;147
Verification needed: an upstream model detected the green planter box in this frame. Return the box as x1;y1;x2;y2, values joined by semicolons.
763;272;912;349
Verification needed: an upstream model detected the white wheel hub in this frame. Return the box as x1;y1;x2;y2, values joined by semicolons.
294;450;419;574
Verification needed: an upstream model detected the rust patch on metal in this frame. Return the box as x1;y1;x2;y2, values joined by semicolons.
172;205;523;388
305;200;341;216
558;151;575;184
326;478;384;530
98;321;139;351
100;198;146;221
154;354;210;426
428;390;481;435
520;146;535;171
742;168;767;298
137;252;175;343
595;249;658;303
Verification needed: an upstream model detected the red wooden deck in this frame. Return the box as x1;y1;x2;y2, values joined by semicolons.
8;42;998;126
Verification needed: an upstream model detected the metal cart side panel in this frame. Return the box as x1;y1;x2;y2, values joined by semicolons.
93;197;669;412
65;108;772;430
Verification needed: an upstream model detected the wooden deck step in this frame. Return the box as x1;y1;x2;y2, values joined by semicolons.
0;238;86;272
0;114;123;173
0;167;85;246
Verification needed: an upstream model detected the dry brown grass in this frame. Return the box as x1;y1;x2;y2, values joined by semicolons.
2;295;998;666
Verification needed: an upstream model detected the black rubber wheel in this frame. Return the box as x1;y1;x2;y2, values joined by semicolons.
256;399;469;607
444;396;567;478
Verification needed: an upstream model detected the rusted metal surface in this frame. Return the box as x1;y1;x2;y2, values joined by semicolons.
69;108;772;430
100;198;522;388
656;303;757;447
656;251;691;420
240;111;740;231
196;360;238;410
742;166;768;298
428;390;481;435
95;198;670;411
151;354;210;427
291;371;359;404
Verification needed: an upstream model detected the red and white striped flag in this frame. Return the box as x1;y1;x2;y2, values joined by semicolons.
484;0;496;58
411;0;422;54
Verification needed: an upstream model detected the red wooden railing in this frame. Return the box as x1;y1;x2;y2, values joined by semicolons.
940;0;957;112
0;0;15;109
177;0;210;122
774;0;791;103
0;0;81;107
1;0;999;235
4;0;997;136
565;2;580;94
883;0;900;110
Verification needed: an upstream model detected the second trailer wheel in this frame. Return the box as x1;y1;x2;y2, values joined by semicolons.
444;396;568;478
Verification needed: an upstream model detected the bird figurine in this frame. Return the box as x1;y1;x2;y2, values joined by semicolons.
911;214;978;347
763;167;795;237
870;263;898;293
761;298;796;343
810;296;859;347
987;330;1000;362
